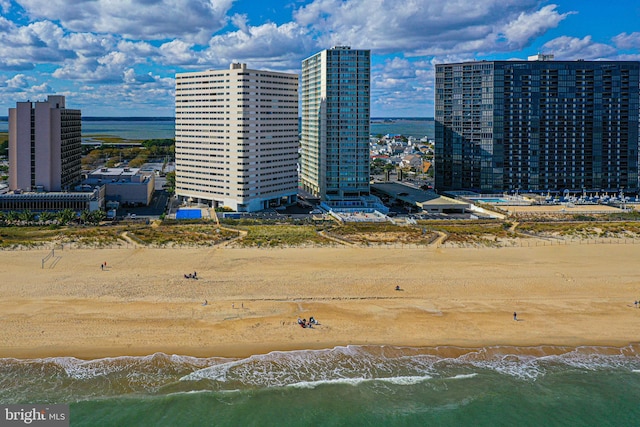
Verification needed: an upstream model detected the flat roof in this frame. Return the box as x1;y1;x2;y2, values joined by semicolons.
372;182;469;209
90;167;140;177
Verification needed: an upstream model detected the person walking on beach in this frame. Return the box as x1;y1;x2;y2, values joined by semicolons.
513;312;517;321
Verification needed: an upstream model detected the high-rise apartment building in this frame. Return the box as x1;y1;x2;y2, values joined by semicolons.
300;46;371;200
435;57;640;193
175;63;299;212
8;95;82;192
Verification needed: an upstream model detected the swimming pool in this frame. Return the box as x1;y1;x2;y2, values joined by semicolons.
175;209;202;219
472;198;509;203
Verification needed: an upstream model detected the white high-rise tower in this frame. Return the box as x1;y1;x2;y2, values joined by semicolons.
300;46;371;201
175;63;299;212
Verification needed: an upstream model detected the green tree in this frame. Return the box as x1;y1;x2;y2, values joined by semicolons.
18;210;36;224
38;211;56;223
78;209;104;225
142;138;174;149
80;210;92;224
89;210;106;224
128;152;149;168
165;171;176;194
57;208;76;225
105;158;118;167
6;211;19;224
91;209;107;224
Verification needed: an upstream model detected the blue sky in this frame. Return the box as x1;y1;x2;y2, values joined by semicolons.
0;0;638;117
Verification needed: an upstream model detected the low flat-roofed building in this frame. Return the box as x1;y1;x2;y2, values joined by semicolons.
0;186;104;212
371;182;469;214
83;167;155;206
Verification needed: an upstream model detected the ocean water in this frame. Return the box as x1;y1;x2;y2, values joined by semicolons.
2;345;640;426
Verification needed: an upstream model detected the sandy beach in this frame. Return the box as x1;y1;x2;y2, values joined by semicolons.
1;243;639;359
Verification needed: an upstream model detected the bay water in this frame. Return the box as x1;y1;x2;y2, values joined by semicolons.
2;117;435;141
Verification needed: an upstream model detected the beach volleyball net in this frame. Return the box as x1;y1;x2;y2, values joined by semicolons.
41;248;55;269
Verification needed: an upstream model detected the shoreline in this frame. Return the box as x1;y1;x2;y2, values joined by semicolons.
3;342;639;362
1;244;639;359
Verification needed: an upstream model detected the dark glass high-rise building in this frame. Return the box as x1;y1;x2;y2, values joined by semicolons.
435;57;640;193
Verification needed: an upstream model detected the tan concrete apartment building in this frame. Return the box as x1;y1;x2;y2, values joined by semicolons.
175;63;299;212
8;95;82;192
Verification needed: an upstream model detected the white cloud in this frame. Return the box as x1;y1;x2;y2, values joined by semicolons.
123;68;156;84
117;40;156;57
60;33;117;57
374;57;418;90
612;32;640;50
52;51;133;83
0;57;34;71
17;0;236;42
31;82;53;92
74;77;175;115
292;0;573;56
6;74;31;89
202;21;315;69
371;58;434;116
500;5;572;47
0;21;75;69
0;75;53;99
541;36;617;60
0;15;15;32
158;40;198;66
613;53;640;61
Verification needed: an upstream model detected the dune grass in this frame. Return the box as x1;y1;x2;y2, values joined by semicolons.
128;223;238;246
517;221;640;238
328;222;437;245
0;225;123;248
234;224;330;247
3;216;640;249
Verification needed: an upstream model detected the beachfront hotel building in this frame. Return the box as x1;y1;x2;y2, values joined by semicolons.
435;56;640;193
174;63;299;212
8;95;82;192
300;46;372;201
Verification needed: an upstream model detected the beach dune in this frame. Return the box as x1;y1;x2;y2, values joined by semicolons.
1;244;638;359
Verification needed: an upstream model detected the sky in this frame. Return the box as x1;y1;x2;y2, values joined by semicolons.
0;0;639;117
